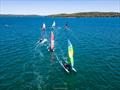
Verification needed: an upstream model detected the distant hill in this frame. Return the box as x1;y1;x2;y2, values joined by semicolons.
0;12;120;17
48;12;120;17
0;14;41;17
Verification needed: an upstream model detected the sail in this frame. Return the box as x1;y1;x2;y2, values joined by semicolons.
68;40;74;67
51;31;54;50
52;21;55;27
41;23;46;39
42;23;46;29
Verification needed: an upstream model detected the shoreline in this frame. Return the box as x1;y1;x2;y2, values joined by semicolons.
0;12;120;17
48;12;120;17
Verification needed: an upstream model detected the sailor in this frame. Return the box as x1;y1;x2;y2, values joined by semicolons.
42;27;45;31
63;60;71;72
39;38;43;43
64;22;69;29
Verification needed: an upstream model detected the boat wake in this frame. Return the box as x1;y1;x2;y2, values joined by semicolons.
34;44;45;58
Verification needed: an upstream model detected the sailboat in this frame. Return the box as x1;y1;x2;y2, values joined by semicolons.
68;40;76;72
38;23;47;44
52;21;56;30
56;40;76;73
48;31;54;52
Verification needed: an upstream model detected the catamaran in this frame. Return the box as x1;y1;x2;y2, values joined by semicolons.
48;31;54;52
56;40;77;73
37;23;47;44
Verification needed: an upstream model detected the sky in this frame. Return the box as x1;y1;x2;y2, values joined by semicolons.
0;0;120;15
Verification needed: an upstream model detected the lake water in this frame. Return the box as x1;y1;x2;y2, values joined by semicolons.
0;16;120;90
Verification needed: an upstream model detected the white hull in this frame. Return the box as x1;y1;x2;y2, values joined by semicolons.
55;54;77;73
40;38;47;44
72;68;77;72
59;61;70;73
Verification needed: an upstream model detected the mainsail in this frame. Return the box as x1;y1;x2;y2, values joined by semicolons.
41;23;46;39
52;21;56;29
68;40;74;68
42;23;46;30
51;31;54;50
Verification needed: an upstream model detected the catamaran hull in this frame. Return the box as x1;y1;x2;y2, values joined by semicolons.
60;61;77;73
47;46;54;52
72;68;77;72
60;61;70;73
55;54;76;74
40;39;47;44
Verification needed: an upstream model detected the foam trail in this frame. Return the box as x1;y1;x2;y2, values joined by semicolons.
34;48;44;57
39;51;44;57
35;43;40;51
34;43;45;58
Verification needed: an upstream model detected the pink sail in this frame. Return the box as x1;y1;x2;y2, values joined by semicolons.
51;32;54;50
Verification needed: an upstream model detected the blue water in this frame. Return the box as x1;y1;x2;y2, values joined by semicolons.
0;16;120;90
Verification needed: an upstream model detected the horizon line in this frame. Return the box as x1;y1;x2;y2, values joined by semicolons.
0;11;120;16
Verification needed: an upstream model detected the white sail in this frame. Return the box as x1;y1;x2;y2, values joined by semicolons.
52;21;55;27
42;23;46;29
